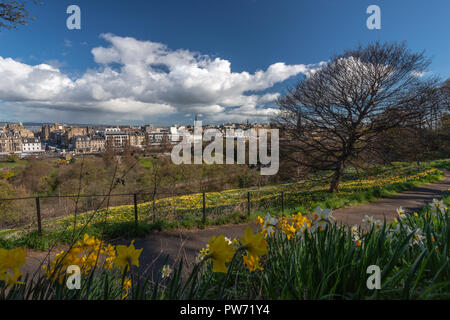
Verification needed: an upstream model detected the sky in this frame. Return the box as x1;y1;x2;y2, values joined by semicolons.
0;0;449;126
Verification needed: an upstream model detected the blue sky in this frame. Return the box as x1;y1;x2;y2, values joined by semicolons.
0;0;449;125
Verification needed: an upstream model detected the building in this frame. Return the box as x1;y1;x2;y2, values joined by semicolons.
147;132;171;145
8;132;22;154
128;132;147;148
41;123;65;141
21;138;43;153
49;130;64;146
0;132;9;154
0;131;23;155
169;126;198;143
105;128;129;149
73;136;106;154
60;126;89;147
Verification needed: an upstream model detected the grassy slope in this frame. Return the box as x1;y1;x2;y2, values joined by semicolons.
0;160;448;250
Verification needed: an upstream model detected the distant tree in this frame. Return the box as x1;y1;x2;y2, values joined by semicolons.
101;140;116;167
0;0;38;30
442;78;450;112
275;42;440;192
374;78;450;162
17;158;51;194
7;153;19;162
146;156;170;221
159;134;172;153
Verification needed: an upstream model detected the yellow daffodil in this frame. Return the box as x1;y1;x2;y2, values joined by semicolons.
122;277;132;300
0;247;27;287
207;235;236;273
242;254;263;272
256;216;264;227
240;226;268;258
114;240;143;274
279;219;296;239
100;244;116;270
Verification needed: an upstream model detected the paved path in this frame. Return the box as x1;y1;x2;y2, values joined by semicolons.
332;172;450;226
21;172;450;279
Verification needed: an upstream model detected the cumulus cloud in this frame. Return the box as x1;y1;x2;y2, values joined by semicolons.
0;34;323;123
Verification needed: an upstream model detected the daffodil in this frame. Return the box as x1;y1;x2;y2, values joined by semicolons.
262;213;278;237
44;235;117;282
430;199;447;215
101;244;117;270
280;221;296;240
114;240;143;274
373;219;383;231
240;226;268;258
312;206;335;231
256;216;264;227
122;277;132;300
161;265;173;279
396;207;407;220
0;247;26;287
242;254;263;272
362;215;374;226
207;235;236;273
408;228;425;246
295;222;310;239
195;246;210;263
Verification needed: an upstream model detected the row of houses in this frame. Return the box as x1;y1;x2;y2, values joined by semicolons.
70;125;270;154
73;127;177;153
1;122;273;156
0;132;43;155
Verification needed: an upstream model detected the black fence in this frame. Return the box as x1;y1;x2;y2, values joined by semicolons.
0;188;297;237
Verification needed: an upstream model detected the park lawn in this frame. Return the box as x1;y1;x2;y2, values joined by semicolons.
139;157;155;168
0;160;28;168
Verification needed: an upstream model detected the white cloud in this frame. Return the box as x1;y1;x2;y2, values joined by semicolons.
64;39;73;48
0;34;323;123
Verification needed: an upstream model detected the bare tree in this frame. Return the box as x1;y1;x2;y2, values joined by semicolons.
0;0;38;30
442;78;450;113
275;42;440;192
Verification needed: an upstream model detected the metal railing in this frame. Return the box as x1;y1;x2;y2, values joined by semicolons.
0;189;290;236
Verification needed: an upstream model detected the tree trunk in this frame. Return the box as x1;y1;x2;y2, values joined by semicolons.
329;161;345;193
152;190;157;223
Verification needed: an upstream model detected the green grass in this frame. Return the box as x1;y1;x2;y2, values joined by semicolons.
427;159;450;171
139;157;155;168
0;160;28;168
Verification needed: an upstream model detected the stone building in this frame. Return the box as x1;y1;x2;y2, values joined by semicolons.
73;136;106;154
0;131;22;154
22;138;43;153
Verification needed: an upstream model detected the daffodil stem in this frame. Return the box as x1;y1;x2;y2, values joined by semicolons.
218;246;246;299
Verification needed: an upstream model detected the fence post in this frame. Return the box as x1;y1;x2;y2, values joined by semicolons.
247;192;251;217
133;194;138;223
202;192;206;225
35;197;42;237
281;191;284;213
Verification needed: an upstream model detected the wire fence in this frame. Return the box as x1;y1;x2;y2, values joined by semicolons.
0;188;304;237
